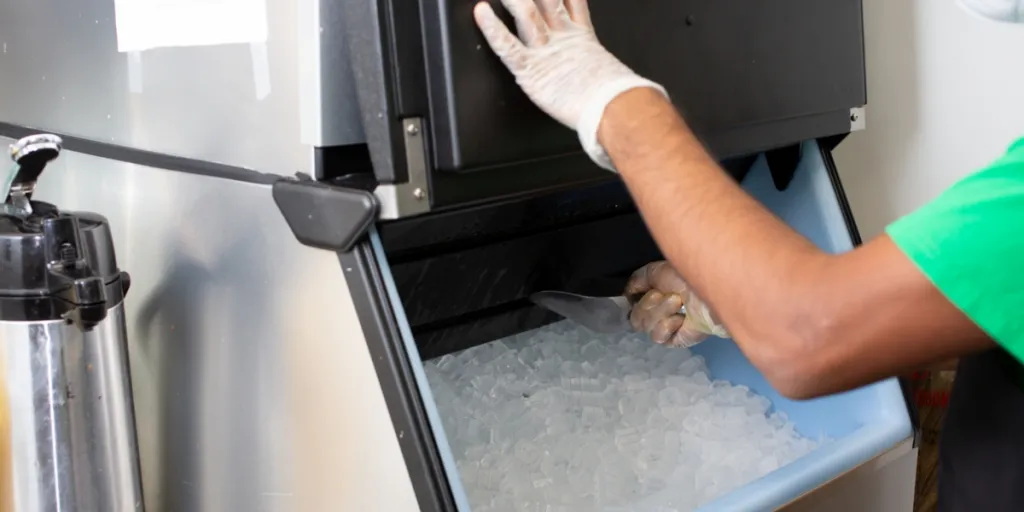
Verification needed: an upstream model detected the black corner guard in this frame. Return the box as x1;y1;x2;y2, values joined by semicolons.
272;178;379;253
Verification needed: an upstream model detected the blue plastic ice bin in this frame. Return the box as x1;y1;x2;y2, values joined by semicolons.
689;141;914;510
381;139;914;512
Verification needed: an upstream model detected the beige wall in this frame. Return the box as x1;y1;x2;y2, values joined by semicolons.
833;0;1024;237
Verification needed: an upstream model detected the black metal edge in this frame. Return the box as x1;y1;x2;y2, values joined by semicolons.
704;109;852;162
379;178;637;260
418;0;458;171
384;0;429;116
338;0;409;184
815;140;863;248
0;122;280;185
271;179;379;253
430;153;610;208
816;140;921;448
765;144;803;192
313;144;376;181
339;243;456;512
817;133;850;155
428;108;851;209
854;0;869;107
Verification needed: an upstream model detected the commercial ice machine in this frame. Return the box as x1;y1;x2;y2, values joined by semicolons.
0;0;917;510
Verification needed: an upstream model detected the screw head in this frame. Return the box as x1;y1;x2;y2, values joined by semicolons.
406;124;420;136
413;188;426;200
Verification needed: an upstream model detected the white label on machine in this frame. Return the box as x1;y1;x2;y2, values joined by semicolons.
114;0;268;52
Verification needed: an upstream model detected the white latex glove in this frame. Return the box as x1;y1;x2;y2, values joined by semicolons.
625;261;730;348
956;0;1024;22
473;0;668;171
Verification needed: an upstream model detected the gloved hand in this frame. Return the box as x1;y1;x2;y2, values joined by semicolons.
473;0;668;171
624;261;729;348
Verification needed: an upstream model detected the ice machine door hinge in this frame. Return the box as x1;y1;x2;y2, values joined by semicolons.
849;106;866;132
272;178;379;253
375;118;432;220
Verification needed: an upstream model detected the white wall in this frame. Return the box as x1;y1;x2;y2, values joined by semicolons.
833;0;1024;238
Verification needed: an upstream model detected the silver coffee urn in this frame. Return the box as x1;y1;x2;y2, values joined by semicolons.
0;135;143;511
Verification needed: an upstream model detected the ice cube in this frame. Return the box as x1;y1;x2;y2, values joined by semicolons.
514;440;543;466
435;353;459;373
581;340;605;360
581;405;607;425
658;387;685;407
614;426;642;452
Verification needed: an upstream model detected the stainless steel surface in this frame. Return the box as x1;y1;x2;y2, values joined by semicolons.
0;0;363;176
376;117;432;220
9;137;420;511
850;106;866;131
529;291;630;334
530;291;687;334
1;304;143;511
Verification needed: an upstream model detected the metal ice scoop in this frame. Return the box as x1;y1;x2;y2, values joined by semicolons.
530;291;687;334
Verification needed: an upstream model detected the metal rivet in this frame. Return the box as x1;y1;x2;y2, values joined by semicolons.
406;124;419;136
850;113;859;122
413;188;426;200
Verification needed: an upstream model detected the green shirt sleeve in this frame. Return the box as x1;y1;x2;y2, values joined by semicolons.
886;137;1024;364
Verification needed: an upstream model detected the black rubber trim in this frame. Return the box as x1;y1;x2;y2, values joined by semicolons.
817;141;921;448
339;243;456;512
816;140;863;247
0;122;280;185
272;179;379;253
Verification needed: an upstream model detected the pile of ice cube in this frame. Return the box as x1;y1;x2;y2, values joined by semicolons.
425;321;823;512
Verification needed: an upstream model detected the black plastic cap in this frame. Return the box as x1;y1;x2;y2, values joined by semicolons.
0;206;120;296
0;205;124;326
273;179;379;253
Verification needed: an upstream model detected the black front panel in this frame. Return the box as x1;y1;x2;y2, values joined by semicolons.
421;0;865;172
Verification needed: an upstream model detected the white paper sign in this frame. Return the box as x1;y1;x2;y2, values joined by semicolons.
114;0;268;53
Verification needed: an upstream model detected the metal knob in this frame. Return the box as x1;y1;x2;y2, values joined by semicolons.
3;133;63;218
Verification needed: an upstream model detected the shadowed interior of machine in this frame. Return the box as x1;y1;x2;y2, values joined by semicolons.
379;156;757;359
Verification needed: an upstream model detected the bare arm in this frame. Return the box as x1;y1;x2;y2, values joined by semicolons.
470;0;991;398
600;88;992;398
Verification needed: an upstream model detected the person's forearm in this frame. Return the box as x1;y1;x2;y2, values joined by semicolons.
470;0;991;397
599;88;835;390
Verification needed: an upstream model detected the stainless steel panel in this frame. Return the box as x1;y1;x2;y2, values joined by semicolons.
9;137;418;511
1;305;144;511
376;118;432;219
0;0;363;176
